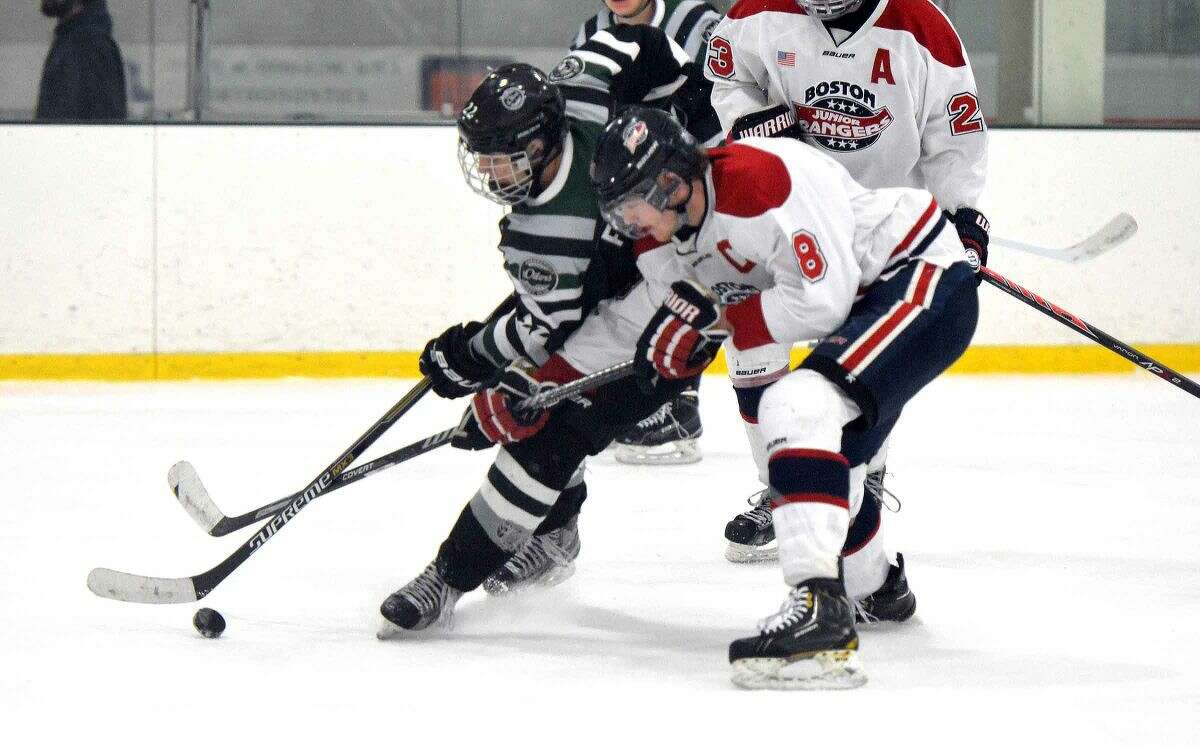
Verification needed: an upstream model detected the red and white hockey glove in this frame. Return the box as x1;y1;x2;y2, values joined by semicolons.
451;364;554;450
635;280;727;388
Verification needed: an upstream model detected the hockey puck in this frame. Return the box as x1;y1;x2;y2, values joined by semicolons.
192;607;226;638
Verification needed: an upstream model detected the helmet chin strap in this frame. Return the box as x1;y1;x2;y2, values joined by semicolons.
671;180;699;241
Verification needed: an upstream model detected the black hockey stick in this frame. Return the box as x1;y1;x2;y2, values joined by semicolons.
170;376;433;536
87;360;635;604
980;267;1200;399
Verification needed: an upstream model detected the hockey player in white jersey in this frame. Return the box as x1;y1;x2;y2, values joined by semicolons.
570;0;726;465
705;0;989;574
590;107;978;688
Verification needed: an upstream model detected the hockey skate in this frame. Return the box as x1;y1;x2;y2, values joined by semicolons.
729;578;866;690
612;389;702;465
482;516;581;596
724;488;778;562
854;553;917;623
377;561;464;638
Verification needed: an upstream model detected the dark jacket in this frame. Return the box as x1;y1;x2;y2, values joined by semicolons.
36;1;127;120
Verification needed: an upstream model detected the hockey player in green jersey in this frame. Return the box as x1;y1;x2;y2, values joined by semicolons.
380;27;717;632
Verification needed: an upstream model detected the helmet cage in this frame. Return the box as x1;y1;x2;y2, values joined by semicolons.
599;171;685;239
796;0;865;20
458;138;541;206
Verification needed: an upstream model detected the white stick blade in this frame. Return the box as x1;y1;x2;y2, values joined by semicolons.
87;568;197;604
168;461;223;532
1067;213;1138;262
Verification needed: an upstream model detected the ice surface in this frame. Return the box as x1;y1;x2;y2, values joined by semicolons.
1;374;1198;746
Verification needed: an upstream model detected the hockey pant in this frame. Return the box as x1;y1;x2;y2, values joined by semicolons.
755;260;978;587
434;282;692;592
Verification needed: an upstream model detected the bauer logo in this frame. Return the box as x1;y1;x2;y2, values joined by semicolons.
500;86;526;111
794;80;893;153
519;258;558;295
549;55;584;82
622;119;649;153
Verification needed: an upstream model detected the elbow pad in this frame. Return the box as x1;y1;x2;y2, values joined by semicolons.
728;103;806;143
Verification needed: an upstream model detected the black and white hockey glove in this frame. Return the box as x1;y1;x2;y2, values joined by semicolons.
635;280;727;390
950;207;990;272
418;321;497;399
451;365;553;450
728;103;806;143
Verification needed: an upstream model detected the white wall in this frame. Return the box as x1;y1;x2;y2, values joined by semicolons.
1;124;1197;356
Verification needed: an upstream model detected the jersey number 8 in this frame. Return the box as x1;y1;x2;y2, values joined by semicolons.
792;231;827;282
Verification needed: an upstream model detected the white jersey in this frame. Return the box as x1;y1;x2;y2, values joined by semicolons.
704;0;987;212
637;138;967;351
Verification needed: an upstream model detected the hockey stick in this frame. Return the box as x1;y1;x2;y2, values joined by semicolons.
980;267;1200;399
172;356;624;537
170;376;433;536
992;213;1138;264
87;360;636;604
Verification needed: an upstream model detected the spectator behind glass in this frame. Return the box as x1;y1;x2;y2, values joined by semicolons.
36;0;127;121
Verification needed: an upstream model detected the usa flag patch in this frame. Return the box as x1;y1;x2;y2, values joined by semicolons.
777;50;796;66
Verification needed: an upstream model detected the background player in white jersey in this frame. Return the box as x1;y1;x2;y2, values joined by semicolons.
705;0;989;572
589;106;978;689
571;0;725;465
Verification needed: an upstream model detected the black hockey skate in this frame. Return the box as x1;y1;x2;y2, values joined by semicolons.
854;553;917;623
729;577;866;690
377;561;464;638
724;488;778;563
612;388;702;465
482;516;581;596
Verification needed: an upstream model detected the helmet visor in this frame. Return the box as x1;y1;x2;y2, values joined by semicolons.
598;173;684;239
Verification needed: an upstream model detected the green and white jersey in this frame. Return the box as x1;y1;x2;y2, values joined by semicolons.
565;6;724;145
572;0;723;61
471;24;706;368
552;23;694;130
471;119;635;368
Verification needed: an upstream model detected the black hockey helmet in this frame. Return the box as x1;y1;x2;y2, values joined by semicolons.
590;106;706;238
457;63;567;205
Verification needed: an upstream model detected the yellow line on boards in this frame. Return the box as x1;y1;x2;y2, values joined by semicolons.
1;345;1198;382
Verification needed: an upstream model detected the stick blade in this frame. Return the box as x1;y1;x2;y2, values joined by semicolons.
1065;212;1138;263
87;567;198;604
168;461;224;534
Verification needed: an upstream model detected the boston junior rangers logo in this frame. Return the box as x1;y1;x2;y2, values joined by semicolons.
795;81;894;152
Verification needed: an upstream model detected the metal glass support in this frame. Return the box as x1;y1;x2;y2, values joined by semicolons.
186;0;211;121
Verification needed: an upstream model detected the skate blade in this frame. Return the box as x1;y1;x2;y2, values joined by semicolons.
725;540;778;564
375;609;456;639
612;441;701;466
482;561;577;597
730;650;867;691
376;620;405;640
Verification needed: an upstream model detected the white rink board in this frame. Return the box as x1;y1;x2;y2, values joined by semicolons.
1;375;1197;744
1;125;1198;355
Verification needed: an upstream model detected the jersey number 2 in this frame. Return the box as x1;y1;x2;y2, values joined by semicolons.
792;231;827;282
706;36;735;79
947;93;984;136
